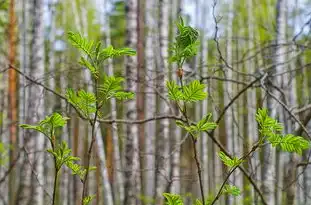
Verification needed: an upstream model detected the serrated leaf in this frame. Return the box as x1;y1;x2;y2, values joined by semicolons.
163;193;183;205
268;134;310;155
196;114;217;131
83;195;96;205
68;32;95;57
99;46;136;61
66;88;96;118
20;113;69;138
222;185;241;196
114;91;134;100
166;81;184;101
79;56;99;78
218;152;243;168
183;80;207;102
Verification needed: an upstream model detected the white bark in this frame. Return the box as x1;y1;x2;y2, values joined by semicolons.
30;0;45;203
169;0;182;195
144;0;156;201
224;1;234;204
124;0;141;204
101;0;124;202
95;123;114;205
155;0;170;204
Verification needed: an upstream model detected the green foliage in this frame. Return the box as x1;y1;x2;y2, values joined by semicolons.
98;74;134;103
256;108;310;154
218;151;243;168
222;185;241;196
20;113;69;140
68;31;136;79
256;108;283;137
47;141;80;171
66;89;96;118
176;114;217;139
163;193;183;205
167;80;207;103
267;134;310;155
170;17;200;67
83;195;96;205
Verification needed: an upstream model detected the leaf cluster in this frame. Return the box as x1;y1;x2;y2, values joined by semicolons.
47;141;80;171
68;32;136;79
20;113;69;141
256;108;310;155
170;17;200;67
218;151;243;168
167;80;207;103
176;114;217;139
222;185;241;196
83;195;96;205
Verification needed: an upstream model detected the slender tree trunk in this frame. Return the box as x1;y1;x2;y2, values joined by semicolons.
101;0;125;202
124;0;141;204
144;0;156;201
29;0;45;204
155;0;170;204
8;0;18;204
169;0;182;194
224;1;233;204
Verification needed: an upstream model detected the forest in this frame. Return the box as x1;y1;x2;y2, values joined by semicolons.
1;0;311;204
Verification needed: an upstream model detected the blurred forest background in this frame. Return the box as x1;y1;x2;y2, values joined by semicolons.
1;0;311;204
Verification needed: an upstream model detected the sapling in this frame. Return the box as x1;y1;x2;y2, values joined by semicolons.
163;17;310;205
20;32;136;205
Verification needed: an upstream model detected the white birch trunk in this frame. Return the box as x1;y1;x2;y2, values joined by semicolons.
30;0;45;203
224;1;234;204
124;1;141;204
155;0;170;204
144;0;156;201
101;0;125;202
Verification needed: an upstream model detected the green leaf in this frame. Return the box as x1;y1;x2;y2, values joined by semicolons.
268;134;310;155
20;113;69;138
68;32;95;57
66;88;96;118
114;91;134;100
83;195;96;205
196;114;217;131
256;108;283;137
194;199;203;205
163;193;183;205
98;45;136;61
218;152;243;168
79;56;99;78
183;80;207;102
166;81;184;101
222;185;241;196
98;75;134;102
47;141;80;171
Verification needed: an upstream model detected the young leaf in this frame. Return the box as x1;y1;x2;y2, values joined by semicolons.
66;88;96;118
163;193;183;205
218;152;243;168
98;75;134;102
20;113;69;138
183;80;207;102
79;56;99;78
196;114;217;132
83;195;96;205
222;185;241;196
68;32;95;57
268;134;310;155
166;81;184;101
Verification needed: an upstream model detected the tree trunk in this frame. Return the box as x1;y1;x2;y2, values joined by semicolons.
144;0;156;201
155;0;170;204
124;0;141;204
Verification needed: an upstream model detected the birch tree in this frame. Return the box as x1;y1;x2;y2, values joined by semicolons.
155;0;171;204
144;0;156;201
124;0;141;204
